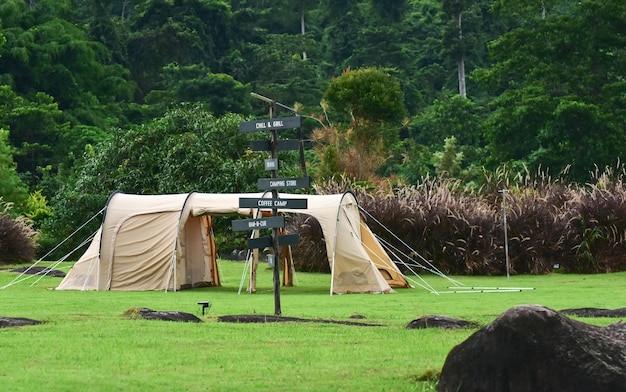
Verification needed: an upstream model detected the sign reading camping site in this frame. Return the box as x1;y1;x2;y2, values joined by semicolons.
238;116;302;133
239;198;308;209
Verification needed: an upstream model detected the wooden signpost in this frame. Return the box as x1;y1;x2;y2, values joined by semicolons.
233;94;311;315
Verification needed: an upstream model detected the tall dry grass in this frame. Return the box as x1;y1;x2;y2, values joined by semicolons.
0;198;38;264
290;165;626;275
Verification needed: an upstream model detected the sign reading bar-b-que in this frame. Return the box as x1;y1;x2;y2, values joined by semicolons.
231;216;285;232
258;177;310;190
239;116;301;133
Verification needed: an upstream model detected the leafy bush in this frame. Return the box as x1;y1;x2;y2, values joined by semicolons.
0;198;38;264
41;105;293;259
24;190;53;226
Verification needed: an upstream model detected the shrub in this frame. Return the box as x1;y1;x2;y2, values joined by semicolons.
24;190;53;226
0;198;38;264
357;177;500;275
295;165;626;275
562;165;626;272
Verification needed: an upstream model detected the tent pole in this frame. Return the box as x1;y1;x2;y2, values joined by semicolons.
248;230;259;293
165;248;176;292
329;199;345;296
83;254;98;291
238;249;251;295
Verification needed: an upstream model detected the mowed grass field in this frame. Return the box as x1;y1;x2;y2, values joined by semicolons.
1;260;625;391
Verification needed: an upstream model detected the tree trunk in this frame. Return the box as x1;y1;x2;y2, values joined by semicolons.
456;11;467;98
122;0;130;20
300;1;307;59
458;55;467;98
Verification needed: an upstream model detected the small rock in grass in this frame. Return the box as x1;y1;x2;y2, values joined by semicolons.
406;315;479;329
0;316;42;328
123;307;202;323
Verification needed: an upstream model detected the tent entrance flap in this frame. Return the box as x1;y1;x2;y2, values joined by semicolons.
359;219;410;288
179;215;219;289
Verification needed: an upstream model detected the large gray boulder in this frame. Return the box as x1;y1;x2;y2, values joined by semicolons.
437;304;626;392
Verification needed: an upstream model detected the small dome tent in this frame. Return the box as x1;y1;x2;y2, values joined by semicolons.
57;192;409;294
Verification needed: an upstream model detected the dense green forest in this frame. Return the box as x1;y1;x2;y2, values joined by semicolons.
0;0;625;263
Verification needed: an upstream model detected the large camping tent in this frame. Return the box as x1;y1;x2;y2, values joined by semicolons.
57;191;409;294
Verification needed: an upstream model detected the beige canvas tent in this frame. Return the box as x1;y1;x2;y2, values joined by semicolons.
57;191;409;294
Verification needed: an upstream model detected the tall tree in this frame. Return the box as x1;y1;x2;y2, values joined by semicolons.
399;1;451;111
317;0;361;75
0;129;29;211
349;0;410;69
299;0;313;60
0;86;69;187
411;94;483;150
0;0;135;127
148;63;251;116
316;67;406;180
492;0;570;25
443;0;468;97
442;0;490;98
478;0;626;180
126;0;233;98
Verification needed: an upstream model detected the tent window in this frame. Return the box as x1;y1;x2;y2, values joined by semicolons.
378;269;393;280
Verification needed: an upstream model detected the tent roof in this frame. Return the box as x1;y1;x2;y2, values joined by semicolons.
57;191;408;294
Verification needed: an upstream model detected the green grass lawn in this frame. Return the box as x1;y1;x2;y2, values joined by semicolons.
1;261;625;391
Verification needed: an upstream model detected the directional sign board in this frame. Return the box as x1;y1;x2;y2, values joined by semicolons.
258;177;310;190
251;139;300;151
264;159;279;171
247;236;273;249
277;233;299;246
239;198;308;209
247;234;300;249
231;216;285;232
239;116;302;133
